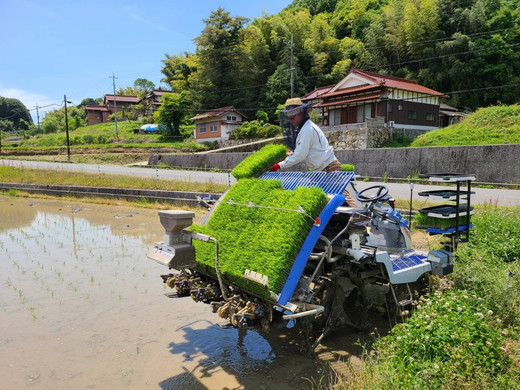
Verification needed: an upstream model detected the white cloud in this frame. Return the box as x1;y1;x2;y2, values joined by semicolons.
122;6;174;34
0;87;60;122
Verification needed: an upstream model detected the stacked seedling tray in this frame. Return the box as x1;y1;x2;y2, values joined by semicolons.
416;173;475;251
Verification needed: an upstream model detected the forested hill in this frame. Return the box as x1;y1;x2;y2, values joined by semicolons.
161;0;520;117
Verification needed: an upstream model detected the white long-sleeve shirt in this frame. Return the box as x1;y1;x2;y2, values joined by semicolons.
279;119;336;171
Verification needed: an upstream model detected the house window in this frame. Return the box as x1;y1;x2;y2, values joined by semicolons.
199;126;206;133
426;113;435;121
210;125;218;132
227;115;237;121
398;104;403;111
388;104;392;113
408;110;417;120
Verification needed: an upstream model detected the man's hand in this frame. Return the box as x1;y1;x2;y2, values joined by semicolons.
269;163;280;172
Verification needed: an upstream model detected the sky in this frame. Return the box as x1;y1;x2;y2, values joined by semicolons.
0;0;293;123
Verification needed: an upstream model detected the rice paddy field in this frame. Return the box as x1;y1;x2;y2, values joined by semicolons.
0;196;353;390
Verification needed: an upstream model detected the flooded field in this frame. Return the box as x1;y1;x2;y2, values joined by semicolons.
0;196;377;390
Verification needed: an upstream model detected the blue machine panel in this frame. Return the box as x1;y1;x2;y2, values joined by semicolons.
277;194;346;306
260;171;355;195
391;254;428;272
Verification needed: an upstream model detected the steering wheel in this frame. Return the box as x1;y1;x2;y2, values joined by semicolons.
356;185;389;203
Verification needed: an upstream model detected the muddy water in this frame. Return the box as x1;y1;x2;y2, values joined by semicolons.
0;196;380;390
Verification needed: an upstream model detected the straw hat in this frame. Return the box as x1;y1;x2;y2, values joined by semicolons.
282;97;309;116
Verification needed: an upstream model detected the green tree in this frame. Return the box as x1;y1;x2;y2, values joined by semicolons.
77;97;102;108
192;8;250;109
41;106;85;133
0;97;33;130
117;78;156;97
134;78;155;94
285;0;339;15
0;119;14;132
154;92;189;137
161;52;198;92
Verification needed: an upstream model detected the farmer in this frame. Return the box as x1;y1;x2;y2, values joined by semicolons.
270;97;341;172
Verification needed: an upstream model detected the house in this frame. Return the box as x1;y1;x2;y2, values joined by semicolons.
85;105;111;126
138;89;173;117
314;69;446;130
85;94;140;125
190;106;246;142
439;103;468;127
139;89;171;107
301;84;334;108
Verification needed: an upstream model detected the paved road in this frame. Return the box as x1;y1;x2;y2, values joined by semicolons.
2;159;518;207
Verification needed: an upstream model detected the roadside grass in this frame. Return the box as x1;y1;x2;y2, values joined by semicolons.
0;166;227;193
333;206;520;389
0;153;152;165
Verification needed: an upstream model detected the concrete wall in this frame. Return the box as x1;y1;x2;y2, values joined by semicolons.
150;143;520;184
335;144;520;183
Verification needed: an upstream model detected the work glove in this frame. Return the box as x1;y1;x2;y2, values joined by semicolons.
269;163;280;172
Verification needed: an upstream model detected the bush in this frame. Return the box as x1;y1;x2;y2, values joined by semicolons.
231;144;288;179
229;120;281;140
96;134;109;144
82;134;94;144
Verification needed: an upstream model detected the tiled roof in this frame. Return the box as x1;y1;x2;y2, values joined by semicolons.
104;94;140;103
302;84;334;101
190;105;242;121
350;69;445;96
316;91;386;107
85;105;110;112
321;84;382;98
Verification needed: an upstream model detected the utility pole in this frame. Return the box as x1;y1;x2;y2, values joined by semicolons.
289;33;295;98
110;72;119;139
35;103;41;133
64;95;71;162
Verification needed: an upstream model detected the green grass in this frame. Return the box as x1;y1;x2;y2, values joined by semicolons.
4;121;203;151
335;206;520;389
0;166;227;193
189;178;327;298
411;104;520;147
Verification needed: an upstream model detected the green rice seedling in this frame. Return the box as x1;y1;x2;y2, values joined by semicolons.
341;164;355;171
414;213;470;230
231;144;288;180
189;178;327;298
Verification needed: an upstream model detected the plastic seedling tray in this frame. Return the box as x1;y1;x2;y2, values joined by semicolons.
419;204;473;219
418;173;476;182
418;189;474;200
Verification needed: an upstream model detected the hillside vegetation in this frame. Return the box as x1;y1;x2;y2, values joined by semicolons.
2;121;208;156
412;104;520;147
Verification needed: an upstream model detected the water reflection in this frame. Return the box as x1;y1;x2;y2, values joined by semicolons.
169;320;274;371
